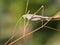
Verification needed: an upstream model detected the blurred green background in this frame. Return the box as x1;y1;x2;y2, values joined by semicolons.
0;0;60;45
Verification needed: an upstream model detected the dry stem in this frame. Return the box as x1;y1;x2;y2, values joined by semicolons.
8;18;52;45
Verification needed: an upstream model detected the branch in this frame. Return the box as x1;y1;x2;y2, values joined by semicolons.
8;18;52;45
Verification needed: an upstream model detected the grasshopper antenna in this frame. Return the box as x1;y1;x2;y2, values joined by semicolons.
25;0;29;14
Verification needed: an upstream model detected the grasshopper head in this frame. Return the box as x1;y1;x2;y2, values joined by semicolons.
22;14;33;20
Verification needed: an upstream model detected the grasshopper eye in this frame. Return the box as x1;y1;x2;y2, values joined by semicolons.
22;14;33;20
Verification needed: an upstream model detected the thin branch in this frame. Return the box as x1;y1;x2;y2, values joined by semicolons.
23;19;30;35
4;17;22;45
8;18;52;45
23;18;26;35
4;17;29;45
45;26;60;31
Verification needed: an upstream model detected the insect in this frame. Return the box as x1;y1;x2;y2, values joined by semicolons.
22;6;60;21
4;0;60;45
22;10;60;21
22;12;51;21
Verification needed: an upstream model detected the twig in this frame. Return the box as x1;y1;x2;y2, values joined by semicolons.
45;26;60;31
4;17;22;45
4;18;29;45
8;18;52;45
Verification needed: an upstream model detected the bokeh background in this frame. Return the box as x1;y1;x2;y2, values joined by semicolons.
0;0;60;45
